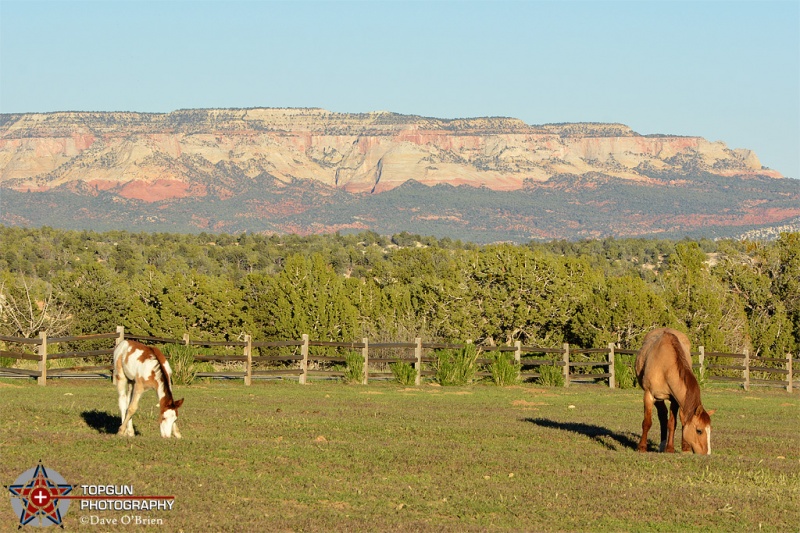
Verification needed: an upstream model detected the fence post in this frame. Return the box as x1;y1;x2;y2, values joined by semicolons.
514;341;521;365
698;346;705;378
299;334;309;385
787;352;793;393
743;348;750;391
562;343;570;387
608;342;616;389
37;331;48;386
361;337;369;385
244;334;252;386
414;337;422;386
183;333;190;346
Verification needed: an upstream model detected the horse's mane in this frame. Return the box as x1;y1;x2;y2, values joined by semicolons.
668;333;702;418
150;346;177;405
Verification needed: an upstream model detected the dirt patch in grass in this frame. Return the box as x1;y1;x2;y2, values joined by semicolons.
511;399;547;407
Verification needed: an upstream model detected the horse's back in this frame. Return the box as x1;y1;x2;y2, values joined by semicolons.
636;328;691;396
114;340;162;384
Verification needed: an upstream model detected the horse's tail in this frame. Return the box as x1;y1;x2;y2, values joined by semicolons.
111;340;128;385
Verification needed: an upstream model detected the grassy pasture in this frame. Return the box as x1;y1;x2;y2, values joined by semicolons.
1;379;798;532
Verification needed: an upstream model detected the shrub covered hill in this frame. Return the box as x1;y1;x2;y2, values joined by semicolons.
1;108;798;242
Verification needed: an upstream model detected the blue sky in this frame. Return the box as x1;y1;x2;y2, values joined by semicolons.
1;0;798;178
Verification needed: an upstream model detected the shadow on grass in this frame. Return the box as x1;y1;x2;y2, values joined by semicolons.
81;410;124;435
524;417;648;452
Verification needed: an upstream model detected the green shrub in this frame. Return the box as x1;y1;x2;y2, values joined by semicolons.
0;356;14;369
163;344;213;386
50;357;79;370
694;364;709;390
390;362;417;386
489;352;520;386
343;350;364;384
434;344;478;386
536;363;564;387
614;354;636;389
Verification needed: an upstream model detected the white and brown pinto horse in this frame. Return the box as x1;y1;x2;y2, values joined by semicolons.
635;328;713;454
113;340;183;438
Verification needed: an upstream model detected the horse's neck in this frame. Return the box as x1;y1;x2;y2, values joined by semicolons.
667;374;687;404
153;365;175;407
157;381;173;402
662;332;701;422
149;350;175;405
669;371;701;423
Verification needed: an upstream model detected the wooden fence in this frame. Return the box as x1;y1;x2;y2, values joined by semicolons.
0;331;119;384
695;347;796;391
0;327;796;392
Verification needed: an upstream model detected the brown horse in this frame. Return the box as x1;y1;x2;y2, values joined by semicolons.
113;340;184;438
635;328;714;454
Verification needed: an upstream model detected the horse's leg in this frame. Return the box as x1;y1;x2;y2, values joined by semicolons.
116;377;133;436
655;400;669;452
118;382;144;437
124;385;137;437
665;398;680;452
638;391;654;452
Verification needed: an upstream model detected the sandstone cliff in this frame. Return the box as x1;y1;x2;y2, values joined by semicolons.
0;108;781;202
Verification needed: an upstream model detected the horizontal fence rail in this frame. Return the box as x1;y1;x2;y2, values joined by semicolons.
0;327;796;392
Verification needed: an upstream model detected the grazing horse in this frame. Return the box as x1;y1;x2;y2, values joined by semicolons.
635;328;713;454
113;340;183;438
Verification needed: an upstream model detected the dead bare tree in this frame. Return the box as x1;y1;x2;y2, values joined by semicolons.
0;277;72;339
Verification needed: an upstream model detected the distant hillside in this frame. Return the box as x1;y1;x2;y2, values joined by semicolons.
1;108;797;242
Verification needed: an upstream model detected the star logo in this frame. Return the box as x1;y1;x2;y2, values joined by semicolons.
7;462;73;528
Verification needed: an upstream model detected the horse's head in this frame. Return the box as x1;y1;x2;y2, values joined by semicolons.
682;406;715;455
160;398;184;439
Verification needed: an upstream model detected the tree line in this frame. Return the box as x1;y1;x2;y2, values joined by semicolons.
0;226;797;359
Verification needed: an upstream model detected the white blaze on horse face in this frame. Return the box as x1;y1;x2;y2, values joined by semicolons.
160;409;178;438
706;427;711;455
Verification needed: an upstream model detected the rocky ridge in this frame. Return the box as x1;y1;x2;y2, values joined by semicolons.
0;108;780;202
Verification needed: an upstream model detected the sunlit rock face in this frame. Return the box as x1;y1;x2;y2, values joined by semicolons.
0;108;781;202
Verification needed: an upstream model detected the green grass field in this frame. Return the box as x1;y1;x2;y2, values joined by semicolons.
1;379;798;532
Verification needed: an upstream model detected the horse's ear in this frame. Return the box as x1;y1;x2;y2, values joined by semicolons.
706;409;716;416
173;398;184;409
